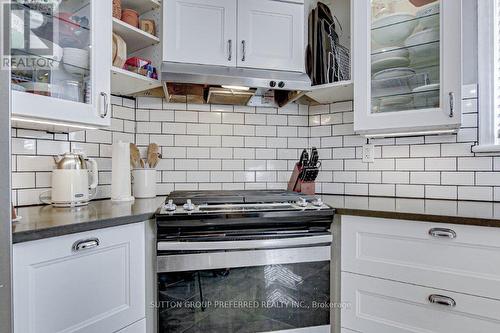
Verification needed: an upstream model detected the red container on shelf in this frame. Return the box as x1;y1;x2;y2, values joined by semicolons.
125;57;151;68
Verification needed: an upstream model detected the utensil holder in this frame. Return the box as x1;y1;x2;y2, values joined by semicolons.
132;169;157;199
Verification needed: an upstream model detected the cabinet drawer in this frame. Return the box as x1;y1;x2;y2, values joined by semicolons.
342;272;500;333
341;216;500;299
13;223;145;333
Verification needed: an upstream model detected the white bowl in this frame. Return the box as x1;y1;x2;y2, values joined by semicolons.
372;67;415;80
372;13;418;46
417;2;440;30
372;47;409;63
372;56;410;73
405;28;440;65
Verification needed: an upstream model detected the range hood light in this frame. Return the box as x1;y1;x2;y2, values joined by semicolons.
221;85;251;91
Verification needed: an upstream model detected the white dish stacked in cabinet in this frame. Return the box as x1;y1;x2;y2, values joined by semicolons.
340;216;500;332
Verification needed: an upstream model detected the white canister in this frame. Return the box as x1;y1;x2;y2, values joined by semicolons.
132;169;157;198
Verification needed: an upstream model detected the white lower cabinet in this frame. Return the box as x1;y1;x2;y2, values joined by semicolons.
341;216;500;333
342;272;500;333
13;222;146;333
341;216;500;300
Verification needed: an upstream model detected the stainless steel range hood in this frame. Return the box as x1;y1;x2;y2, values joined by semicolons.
161;62;312;94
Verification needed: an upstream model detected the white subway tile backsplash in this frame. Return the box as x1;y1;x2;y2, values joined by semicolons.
136;122;161;134
14;94;500;205
255;126;276;137
210;124;233;135
458;157;492;171
369;184;395;196
458;186;493;201
162;123;187;134
199;112;222;124
175;111;199;123
186;124;210;135
396;185;425;198
12;173;35;189
245;137;267;148
245;114;267;125
424;158;456;171
410;144;440;157
222;113;245;124
441;172;475;185
382;145;409;158
12;138;36;155
409;172;441;185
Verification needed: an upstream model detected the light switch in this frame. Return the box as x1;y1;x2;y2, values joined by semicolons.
362;144;375;163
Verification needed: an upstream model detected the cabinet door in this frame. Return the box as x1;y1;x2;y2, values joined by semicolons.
10;0;111;129
237;0;304;72
164;0;237;66
13;223;145;333
353;0;462;137
342;272;500;333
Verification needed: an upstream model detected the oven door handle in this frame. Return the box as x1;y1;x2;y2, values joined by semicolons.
157;235;332;251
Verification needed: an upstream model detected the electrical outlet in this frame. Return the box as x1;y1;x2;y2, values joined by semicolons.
362;144;375;163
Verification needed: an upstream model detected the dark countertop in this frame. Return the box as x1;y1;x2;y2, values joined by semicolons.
12;194;500;244
12;197;165;243
322;195;500;227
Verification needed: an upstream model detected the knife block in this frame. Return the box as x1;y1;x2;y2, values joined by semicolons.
287;163;316;195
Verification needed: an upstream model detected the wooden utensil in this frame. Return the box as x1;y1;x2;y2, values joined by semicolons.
130;143;141;168
147;143;160;168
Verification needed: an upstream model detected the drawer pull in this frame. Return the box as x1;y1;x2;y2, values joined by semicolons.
429;228;456;239
428;294;456;307
72;238;100;252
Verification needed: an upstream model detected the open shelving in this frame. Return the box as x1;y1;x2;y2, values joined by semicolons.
111;66;161;96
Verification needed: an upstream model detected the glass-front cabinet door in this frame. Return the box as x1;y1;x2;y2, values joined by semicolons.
9;0;111;129
353;0;462;137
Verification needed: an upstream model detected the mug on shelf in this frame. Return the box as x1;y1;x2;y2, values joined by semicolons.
132;168;157;199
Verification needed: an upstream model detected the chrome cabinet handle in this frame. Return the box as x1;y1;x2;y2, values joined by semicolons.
227;39;232;61
448;92;454;118
429;228;457;239
241;40;246;61
72;238;100;252
428;294;456;307
100;92;108;118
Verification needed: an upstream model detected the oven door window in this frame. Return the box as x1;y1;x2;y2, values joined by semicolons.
158;261;330;332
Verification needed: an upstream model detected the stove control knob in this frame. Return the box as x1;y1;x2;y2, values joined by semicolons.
183;199;195;211
164;199;177;212
296;197;308;207
312;197;323;207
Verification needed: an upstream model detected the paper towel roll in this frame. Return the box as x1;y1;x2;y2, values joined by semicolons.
111;141;134;202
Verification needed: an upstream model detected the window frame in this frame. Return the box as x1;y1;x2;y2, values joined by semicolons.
475;0;500;152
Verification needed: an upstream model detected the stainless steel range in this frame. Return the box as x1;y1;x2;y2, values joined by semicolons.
155;190;335;333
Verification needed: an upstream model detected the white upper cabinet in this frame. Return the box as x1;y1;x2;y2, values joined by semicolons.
353;0;462;137
10;0;111;130
237;0;304;72
164;0;237;66
163;0;305;72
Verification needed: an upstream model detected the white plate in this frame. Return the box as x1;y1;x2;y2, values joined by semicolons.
413;83;440;93
372;57;410;73
372;47;409;63
417;2;440;30
379;95;413;107
372;67;415;80
372;13;417;46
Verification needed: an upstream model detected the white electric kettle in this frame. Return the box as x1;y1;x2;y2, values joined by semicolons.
40;152;98;207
